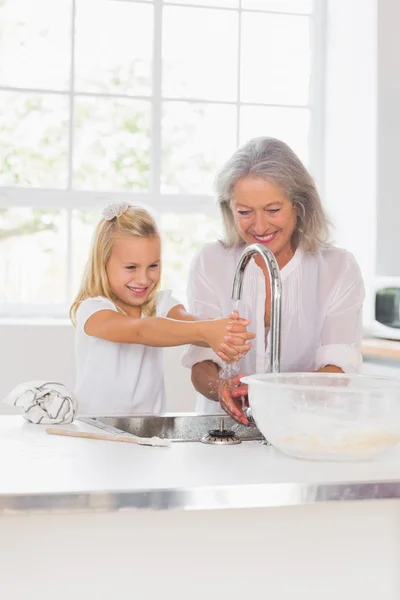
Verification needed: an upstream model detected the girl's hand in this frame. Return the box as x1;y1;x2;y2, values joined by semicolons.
202;315;255;362
217;310;255;362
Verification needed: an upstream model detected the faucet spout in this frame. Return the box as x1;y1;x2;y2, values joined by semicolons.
231;243;282;374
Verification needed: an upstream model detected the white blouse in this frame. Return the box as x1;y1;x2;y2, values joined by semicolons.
75;291;179;416
182;241;365;414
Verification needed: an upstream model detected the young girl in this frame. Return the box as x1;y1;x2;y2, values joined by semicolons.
70;202;254;416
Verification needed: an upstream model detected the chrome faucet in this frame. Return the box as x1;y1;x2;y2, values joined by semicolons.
232;243;282;373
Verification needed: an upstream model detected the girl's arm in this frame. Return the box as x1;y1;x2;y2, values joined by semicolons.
84;309;254;361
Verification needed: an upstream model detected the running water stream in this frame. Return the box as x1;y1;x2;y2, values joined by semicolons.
216;299;247;411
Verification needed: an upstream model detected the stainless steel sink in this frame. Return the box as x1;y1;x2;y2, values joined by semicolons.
80;413;262;443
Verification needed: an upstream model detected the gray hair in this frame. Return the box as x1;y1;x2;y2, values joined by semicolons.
215;137;330;252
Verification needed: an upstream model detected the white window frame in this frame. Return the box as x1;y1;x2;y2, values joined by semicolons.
0;0;327;318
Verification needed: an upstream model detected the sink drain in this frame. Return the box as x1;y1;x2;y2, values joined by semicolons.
200;418;241;445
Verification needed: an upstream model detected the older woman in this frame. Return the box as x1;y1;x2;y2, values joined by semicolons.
182;137;365;425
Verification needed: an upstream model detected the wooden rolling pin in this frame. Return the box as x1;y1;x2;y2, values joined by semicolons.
45;427;172;447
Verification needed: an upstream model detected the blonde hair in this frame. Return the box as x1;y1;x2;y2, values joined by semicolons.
216;137;331;252
70;205;161;326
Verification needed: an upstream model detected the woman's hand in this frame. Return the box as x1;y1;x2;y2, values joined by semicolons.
202;311;255;362
218;373;250;425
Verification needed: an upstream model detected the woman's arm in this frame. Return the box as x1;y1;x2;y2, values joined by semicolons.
84;309;254;360
316;365;343;373
191;360;221;401
315;252;365;373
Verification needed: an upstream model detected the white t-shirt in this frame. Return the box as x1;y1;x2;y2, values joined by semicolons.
181;241;365;414
75;291;180;416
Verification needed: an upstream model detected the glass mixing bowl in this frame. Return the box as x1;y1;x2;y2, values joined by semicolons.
241;373;400;461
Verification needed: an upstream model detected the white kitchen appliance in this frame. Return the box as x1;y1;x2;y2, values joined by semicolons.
367;277;400;340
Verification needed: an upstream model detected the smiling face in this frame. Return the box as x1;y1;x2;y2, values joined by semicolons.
231;175;298;267
106;235;161;316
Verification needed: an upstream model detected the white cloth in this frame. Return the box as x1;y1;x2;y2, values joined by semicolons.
182;241;365;414
3;381;77;424
74;290;180;416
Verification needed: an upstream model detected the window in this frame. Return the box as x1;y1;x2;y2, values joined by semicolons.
0;0;323;316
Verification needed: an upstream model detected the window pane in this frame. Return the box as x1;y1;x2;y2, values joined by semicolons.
162;101;237;194
161;213;222;305
0;92;68;188
75;0;153;96
71;208;99;297
162;6;238;101
166;0;238;7
241;13;311;105
240;105;310;165
0;208;67;307
0;0;71;90
73;97;151;191
241;0;313;13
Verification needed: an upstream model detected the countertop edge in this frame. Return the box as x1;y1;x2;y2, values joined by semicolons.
362;337;400;361
2;480;400;516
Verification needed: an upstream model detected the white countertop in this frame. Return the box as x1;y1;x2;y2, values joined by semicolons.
1;415;400;514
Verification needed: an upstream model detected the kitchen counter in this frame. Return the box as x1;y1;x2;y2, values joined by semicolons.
2;415;400;600
2;415;400;514
362;336;400;361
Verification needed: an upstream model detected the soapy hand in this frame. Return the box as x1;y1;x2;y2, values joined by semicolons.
216;310;255;362
203;310;255;362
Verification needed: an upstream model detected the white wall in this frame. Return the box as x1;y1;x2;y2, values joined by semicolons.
323;0;377;326
0;323;196;415
324;0;400;318
376;0;400;276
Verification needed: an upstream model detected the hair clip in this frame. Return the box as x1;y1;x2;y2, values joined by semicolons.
101;201;130;221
